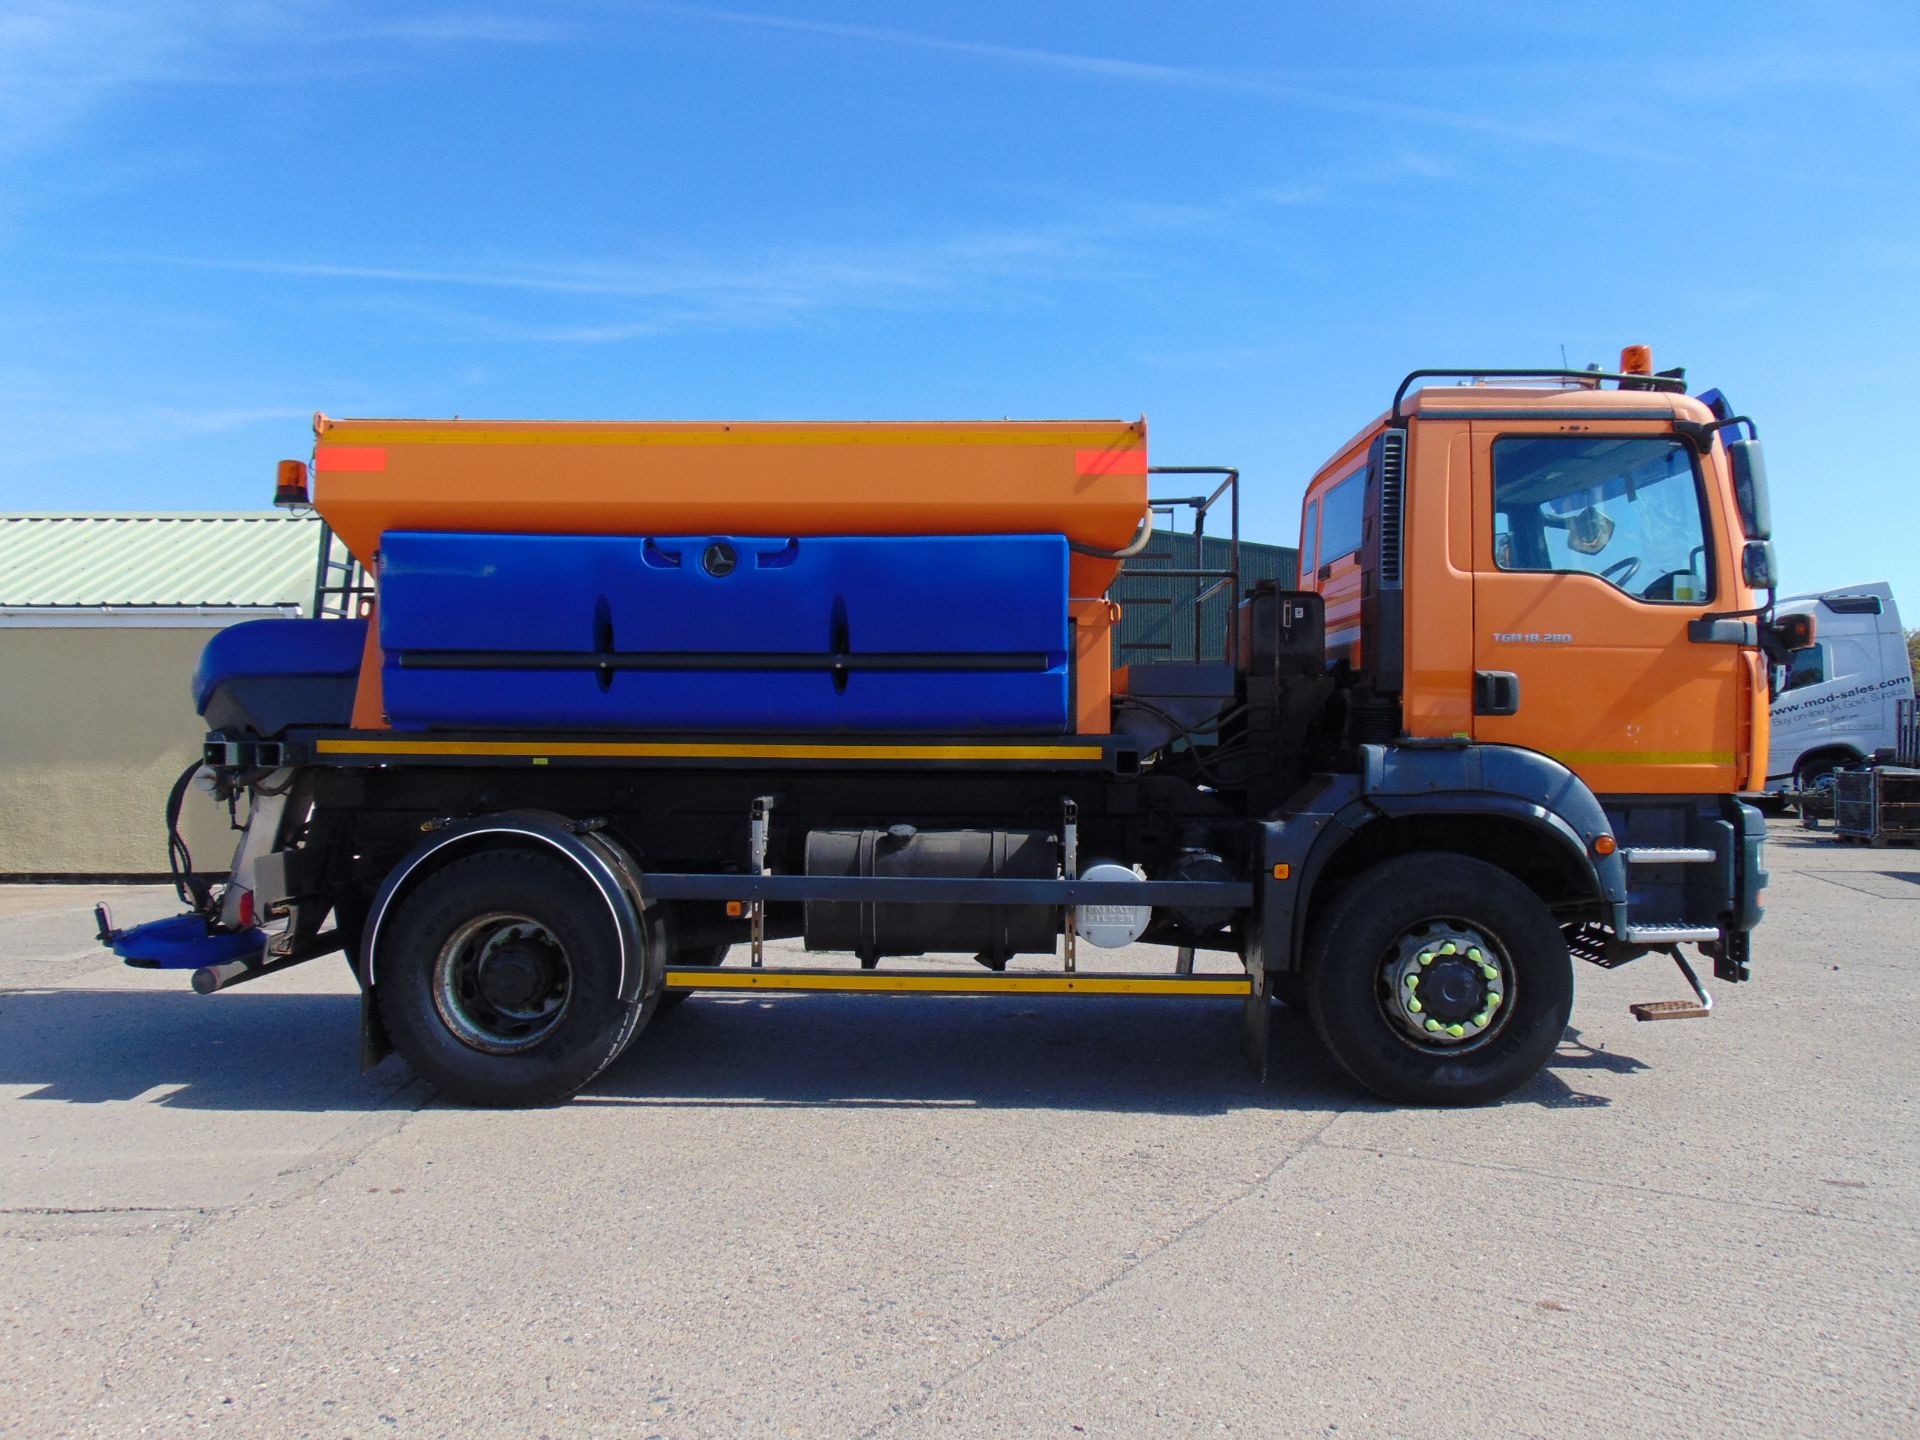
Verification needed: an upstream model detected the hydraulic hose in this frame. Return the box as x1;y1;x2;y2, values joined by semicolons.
1068;511;1155;560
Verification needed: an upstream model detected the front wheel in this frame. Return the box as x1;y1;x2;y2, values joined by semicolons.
1304;854;1572;1106
376;850;645;1106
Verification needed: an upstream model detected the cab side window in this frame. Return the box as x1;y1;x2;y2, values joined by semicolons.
1492;436;1712;603
1319;466;1366;566
1783;645;1826;691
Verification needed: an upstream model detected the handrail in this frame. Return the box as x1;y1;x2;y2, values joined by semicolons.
1110;466;1240;663
1391;367;1686;422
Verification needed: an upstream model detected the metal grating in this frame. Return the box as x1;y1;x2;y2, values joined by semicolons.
1834;771;1875;838
1377;428;1405;588
1113;532;1297;664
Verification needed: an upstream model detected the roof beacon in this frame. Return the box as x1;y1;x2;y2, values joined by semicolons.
273;460;310;509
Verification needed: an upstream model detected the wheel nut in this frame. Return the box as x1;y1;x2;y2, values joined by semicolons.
1446;1023;1465;1037
1425;1018;1442;1032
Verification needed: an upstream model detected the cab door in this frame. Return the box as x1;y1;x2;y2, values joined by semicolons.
1470;422;1740;796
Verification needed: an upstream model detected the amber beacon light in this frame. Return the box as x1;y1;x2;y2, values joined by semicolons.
273;459;310;509
1618;344;1653;375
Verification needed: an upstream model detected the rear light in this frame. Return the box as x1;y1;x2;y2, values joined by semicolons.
235;889;256;928
274;459;310;509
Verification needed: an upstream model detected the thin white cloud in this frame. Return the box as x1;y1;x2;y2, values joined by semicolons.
0;2;575;158
125;166;1451;344
634;1;1644;157
131;217;1124;341
0;375;312;471
341;15;576;45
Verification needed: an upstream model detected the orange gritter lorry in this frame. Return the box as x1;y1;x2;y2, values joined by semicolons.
99;348;1794;1106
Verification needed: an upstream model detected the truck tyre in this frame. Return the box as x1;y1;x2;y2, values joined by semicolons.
656;941;731;1014
1303;853;1572;1106
376;850;644;1107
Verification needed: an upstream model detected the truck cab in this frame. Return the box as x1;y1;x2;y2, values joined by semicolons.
1767;582;1914;795
1297;352;1777;976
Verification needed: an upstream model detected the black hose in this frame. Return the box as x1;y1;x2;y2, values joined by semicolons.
1115;697;1239;785
163;761;215;917
1068;511;1155;560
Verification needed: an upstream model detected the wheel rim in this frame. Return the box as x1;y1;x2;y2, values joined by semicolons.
1377;920;1515;1052
432;911;573;1054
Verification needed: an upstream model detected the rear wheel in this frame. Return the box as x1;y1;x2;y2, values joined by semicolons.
376;850;644;1106
1304;853;1572;1106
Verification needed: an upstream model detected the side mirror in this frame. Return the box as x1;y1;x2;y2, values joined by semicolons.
1771;612;1815;650
1727;438;1772;541
1742;539;1778;589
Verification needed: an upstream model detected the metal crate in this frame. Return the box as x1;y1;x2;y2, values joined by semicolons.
1834;766;1920;844
1834;770;1876;838
1880;768;1920;839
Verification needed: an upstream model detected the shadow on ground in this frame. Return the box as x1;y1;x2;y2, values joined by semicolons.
0;986;1643;1116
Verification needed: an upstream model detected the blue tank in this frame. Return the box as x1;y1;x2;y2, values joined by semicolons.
377;532;1072;733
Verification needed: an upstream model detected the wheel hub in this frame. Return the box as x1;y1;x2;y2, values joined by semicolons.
432;913;573;1054
1382;924;1509;1047
475;934;559;1015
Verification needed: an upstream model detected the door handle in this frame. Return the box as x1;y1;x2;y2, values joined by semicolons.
1474;670;1521;716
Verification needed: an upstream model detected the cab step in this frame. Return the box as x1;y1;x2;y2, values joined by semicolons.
1620;846;1716;865
1631;947;1713;1022
1630;998;1712;1021
1620;923;1721;944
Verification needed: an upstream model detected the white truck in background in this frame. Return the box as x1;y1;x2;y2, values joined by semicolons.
1766;581;1914;798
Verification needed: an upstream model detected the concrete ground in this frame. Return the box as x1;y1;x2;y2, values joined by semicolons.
1;820;1915;1438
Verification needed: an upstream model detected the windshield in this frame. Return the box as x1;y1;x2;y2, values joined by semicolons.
1492;436;1711;603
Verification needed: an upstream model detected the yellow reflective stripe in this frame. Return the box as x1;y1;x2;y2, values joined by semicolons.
1550;750;1736;767
664;970;1251;996
320;425;1142;450
314;738;1104;762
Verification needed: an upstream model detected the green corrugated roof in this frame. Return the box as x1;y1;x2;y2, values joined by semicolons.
0;513;320;609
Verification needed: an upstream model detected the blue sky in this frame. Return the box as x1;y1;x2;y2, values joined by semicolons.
2;1;1915;606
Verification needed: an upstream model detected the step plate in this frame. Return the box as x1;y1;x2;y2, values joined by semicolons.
1622;847;1716;865
1630;999;1712;1021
